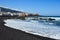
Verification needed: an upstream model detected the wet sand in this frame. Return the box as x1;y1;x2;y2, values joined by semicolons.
0;19;56;40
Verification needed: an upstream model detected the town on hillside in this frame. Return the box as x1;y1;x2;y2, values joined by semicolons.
0;7;39;17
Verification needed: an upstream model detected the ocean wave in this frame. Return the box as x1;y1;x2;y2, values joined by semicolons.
4;19;60;40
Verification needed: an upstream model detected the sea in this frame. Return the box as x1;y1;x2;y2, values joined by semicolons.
4;17;60;40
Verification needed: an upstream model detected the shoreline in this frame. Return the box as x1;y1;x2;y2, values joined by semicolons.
0;19;56;40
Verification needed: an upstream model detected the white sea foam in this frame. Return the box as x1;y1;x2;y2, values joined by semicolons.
50;17;60;21
4;19;60;40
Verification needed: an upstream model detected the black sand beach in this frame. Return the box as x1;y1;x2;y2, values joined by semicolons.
0;17;56;40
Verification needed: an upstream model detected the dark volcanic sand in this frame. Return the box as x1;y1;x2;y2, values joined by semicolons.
0;19;56;40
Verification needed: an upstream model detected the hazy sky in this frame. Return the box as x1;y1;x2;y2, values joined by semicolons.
0;0;60;16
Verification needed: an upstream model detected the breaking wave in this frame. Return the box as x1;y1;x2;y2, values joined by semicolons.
4;19;60;40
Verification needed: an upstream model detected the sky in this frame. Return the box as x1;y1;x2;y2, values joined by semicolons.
0;0;60;16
